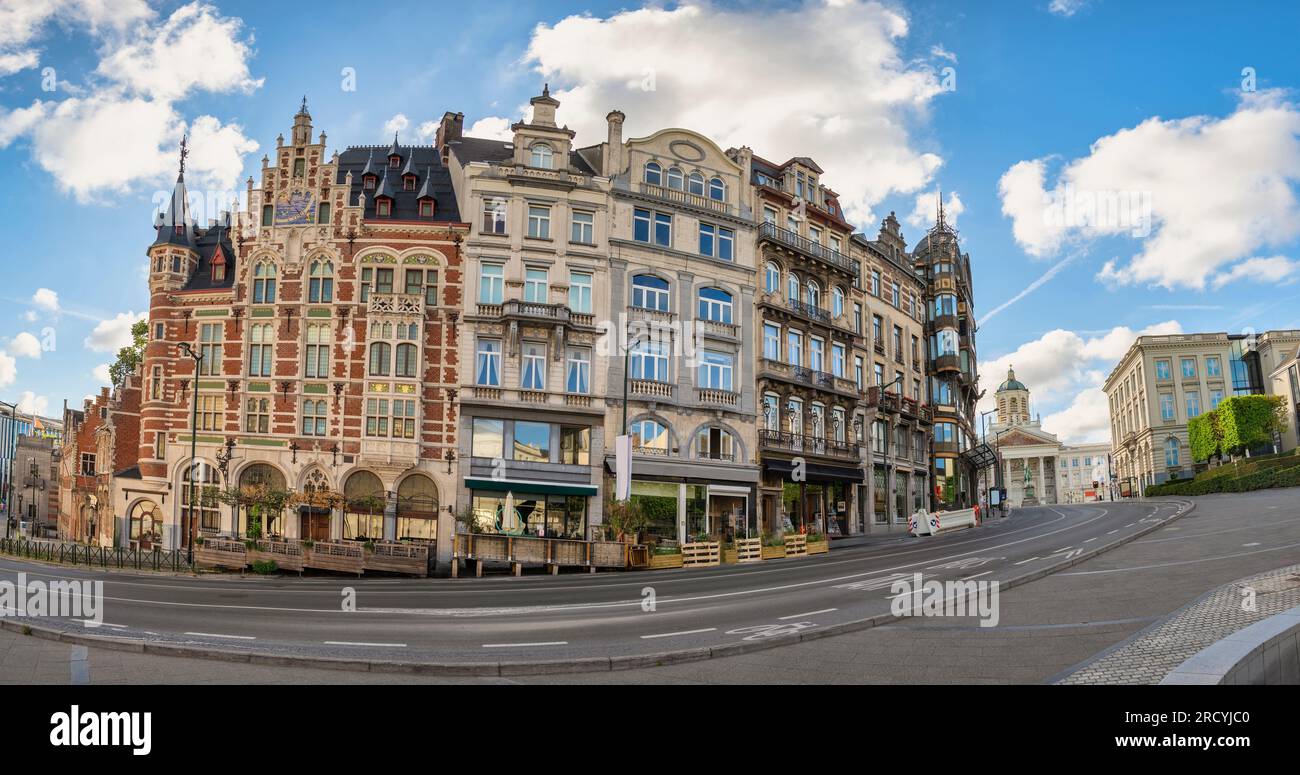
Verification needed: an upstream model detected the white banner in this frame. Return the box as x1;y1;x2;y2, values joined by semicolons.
614;434;632;501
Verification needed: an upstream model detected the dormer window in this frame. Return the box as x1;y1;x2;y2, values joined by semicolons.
174;223;184;235
403;175;417;191
419;200;434;218
363;175;376;190
376;199;391;217
389;155;401;168
211;251;226;283
530;143;554;169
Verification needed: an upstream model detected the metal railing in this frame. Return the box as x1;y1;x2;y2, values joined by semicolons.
758;429;860;459
0;538;191;572
759;221;859;278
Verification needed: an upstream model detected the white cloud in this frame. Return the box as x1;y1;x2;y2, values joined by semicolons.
999;92;1300;290
471;0;944;225
383;113;410;137
414;120;439;143
907;189;963;230
1209;255;1300;290
0;351;15;387
1048;0;1088;17
0;49;38;76
465;116;513;142
0;0;152;69
16;391;49;416
0;2;261;200
31;288;59;313
84;311;145;353
978;320;1183;443
8;332;42;359
92;363;112;385
929;45;957;64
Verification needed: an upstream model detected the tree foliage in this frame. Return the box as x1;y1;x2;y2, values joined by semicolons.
1217;395;1288;456
1187;413;1223;463
108;319;149;387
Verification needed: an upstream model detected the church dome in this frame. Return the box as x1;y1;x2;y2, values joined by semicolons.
997;366;1027;393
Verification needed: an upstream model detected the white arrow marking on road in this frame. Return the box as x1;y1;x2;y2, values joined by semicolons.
641;628;717;640
324;641;407;648
482;641;568;648
779;608;838;620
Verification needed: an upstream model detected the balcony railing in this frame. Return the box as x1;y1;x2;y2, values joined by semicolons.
867;387;933;423
369;293;424;316
630;379;675;399
700;318;740;338
475;299;596;328
759;429;860;460
759;221;859;278
786;298;831;324
696;387;740;407
759;359;858;397
636;182;735;217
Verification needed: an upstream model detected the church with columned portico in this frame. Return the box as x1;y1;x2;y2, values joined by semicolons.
987;367;1062;507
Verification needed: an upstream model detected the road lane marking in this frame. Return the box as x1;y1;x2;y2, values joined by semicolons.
1107;530;1118;535
1083;538;1098;543
324;641;407;648
1061;539;1300;575
81;620;126;629
1013;557;1039;566
482;641;568;648
779;608;837;620
184;632;255;640
1125;523;1135;527
1242;542;1261;547
1053;547;1072;553
960;571;992;581
640;628;717;639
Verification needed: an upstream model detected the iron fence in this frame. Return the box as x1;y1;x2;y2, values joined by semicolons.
0;537;192;572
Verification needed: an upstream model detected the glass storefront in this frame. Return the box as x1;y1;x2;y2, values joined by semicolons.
469;491;587;539
895;472;909;523
873;467;887;524
239;463;288;537
396;473;438;542
343;470;385;541
631;480;678;541
632;480;752;542
128;500;163;549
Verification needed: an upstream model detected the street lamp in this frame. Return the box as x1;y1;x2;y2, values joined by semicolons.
178;341;204;563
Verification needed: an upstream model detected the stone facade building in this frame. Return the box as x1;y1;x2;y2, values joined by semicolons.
988;367;1061;507
57;381;141;546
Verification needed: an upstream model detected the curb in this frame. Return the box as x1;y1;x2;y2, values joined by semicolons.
1;499;1195;678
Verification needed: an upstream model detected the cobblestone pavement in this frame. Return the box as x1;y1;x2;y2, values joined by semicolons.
1056;562;1300;684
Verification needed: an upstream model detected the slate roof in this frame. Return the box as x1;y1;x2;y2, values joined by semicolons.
180;213;236;292
337;143;460;222
450;135;598;175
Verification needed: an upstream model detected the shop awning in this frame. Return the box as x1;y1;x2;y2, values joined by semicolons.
463;477;599;497
961;443;999;470
763;459;865;483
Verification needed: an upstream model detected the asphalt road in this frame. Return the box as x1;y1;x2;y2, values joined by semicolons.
0;499;1186;667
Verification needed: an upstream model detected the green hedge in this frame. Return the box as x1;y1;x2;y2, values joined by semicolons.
1146;459;1300;497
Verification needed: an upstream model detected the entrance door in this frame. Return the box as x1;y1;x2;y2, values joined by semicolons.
300;509;330;542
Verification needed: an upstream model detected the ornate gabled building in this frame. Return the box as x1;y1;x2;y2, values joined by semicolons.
913;202;981;510
746;153;865;535
852;213;932;533
127;101;465;559
439;87;611;541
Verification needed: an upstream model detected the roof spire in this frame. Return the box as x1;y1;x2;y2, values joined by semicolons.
178;134;189;181
299;95;309;115
936;189;945;229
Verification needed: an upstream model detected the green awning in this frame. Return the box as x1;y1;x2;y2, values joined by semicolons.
464;477;598;497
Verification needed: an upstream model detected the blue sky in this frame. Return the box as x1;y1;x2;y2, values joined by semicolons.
2;0;1299;442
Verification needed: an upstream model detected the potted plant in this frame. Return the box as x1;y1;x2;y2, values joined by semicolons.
761;531;787;560
603;497;648;544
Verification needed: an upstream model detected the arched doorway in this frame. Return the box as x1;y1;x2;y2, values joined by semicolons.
343;470;385;541
128;500;163;550
238;463;288;538
299;468;334;542
396;473;438;542
181;461;221;548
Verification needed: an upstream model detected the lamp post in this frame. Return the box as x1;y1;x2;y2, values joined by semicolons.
0;399;15;539
178;341;204;563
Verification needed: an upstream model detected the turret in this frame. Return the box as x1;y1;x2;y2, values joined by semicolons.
148;137;199;292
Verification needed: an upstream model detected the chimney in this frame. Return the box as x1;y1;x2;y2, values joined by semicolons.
436;111;464;152
603;110;626;178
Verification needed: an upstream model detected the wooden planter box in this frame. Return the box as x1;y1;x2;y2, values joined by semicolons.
647;552;684;569
760;544;786;560
194;538;247;570
463;534;511;562
807;540;830;555
735;537;763;563
681;541;721;568
364;542;430;577
511;535;548;564
305;541;364;576
784;534;808;558
248;540;305;573
721;547;738;564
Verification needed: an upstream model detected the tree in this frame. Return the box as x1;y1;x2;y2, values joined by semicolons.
108;319;148;387
1188;413;1223;463
1218;395;1288;457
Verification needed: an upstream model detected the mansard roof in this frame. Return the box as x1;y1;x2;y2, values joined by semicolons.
337;144;460;221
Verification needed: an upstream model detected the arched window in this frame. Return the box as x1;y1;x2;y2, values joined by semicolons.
369;342;392;376
309;258;334;303
238;464;287;537
806;279;821;309
631;418;669;454
708;177;725;201
343;470;385;540
129;500;164;549
1165;437;1180;468
395;343;418;378
787;273;800;302
764;262;780;293
252;261;277;304
696;426;736;461
832;286;846;318
688;171;705;196
397;474;439;541
631;274;670;312
644;162;662;186
762;393;780;430
181;462;221;534
698;287;733;324
666;167;685;191
530;143;554;169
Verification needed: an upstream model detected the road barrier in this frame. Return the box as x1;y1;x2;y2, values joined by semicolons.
909;507;978;537
0;537;191;572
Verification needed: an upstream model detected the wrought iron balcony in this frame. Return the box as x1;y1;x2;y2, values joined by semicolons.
759;221;859;278
759;429;860;460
